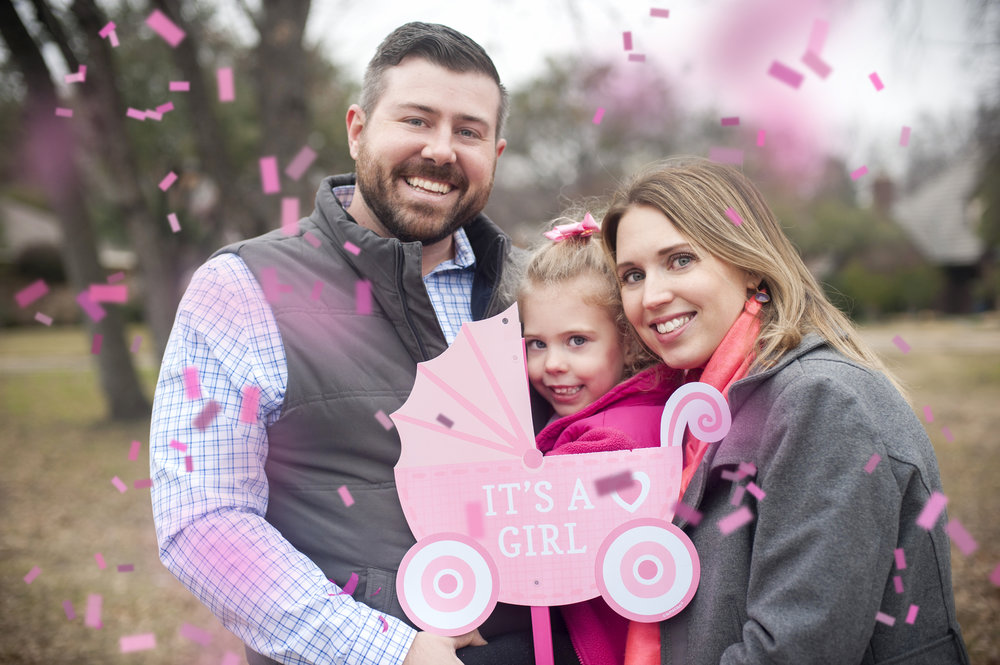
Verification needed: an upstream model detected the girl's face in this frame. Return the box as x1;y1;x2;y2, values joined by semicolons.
521;274;627;418
614;205;756;370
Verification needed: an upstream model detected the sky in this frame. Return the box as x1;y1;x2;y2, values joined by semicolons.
305;0;994;181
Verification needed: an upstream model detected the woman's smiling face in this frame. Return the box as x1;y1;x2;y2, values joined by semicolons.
615;205;756;370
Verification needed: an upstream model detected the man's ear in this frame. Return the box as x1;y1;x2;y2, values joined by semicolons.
346;104;366;160
495;137;507;159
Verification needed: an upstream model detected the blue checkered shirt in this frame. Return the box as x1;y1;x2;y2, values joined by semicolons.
150;187;476;664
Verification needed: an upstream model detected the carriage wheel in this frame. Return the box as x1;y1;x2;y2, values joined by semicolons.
595;518;700;622
396;533;500;636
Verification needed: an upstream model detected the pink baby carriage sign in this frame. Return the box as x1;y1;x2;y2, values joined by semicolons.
392;305;731;650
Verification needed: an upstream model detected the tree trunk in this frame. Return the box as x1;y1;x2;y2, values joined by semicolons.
0;0;150;420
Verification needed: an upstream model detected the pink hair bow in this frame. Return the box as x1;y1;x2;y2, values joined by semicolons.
543;212;600;242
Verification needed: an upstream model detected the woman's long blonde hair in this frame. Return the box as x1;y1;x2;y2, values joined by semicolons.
601;157;905;395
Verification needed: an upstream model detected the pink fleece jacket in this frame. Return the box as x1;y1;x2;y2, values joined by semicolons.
534;365;683;665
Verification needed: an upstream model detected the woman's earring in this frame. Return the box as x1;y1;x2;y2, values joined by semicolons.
754;291;771;304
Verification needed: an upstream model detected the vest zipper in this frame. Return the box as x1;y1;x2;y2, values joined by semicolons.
396;245;431;361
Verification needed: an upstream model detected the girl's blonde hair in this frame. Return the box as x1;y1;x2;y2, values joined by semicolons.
518;218;656;377
601;157;905;395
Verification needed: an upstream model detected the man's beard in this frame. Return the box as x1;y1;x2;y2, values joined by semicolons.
354;143;493;245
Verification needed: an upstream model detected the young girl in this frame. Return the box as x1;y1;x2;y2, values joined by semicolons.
517;214;683;665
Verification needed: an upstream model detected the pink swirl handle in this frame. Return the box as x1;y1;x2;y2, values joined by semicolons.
660;382;732;448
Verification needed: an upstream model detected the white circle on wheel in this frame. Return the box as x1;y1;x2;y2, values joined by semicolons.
596;518;700;622
397;533;499;636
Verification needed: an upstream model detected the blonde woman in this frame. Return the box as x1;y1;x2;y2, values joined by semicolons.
601;158;969;664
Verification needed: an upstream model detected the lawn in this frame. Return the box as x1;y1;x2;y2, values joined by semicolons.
1;318;998;664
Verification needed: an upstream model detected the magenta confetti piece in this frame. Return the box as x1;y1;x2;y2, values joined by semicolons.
650;7;670;18
16;280;50;307
120;633;156;652
905;604;919;624
90;334;103;355
851;165;869;180
167;212;181;233
627;53;646;63
310;280;323;300
338;485;354;507
725;207;743;226
344;241;361;256
595;471;636;496
55;107;73;118
146;9;185;47
169;439;187;453
156;101;174;114
169;80;190;91
95;552;107;569
89;284;127;303
708;147;744;164
746;482;766;500
356;280;372;315
941;426;954;442
891;335;910;353
875;611;895;626
285;146;318;180
281;197;300;235
107;271;125;284
466;501;484;538
159;171;178;191
179;622;213;646
801;51;832;78
63;600;76;620
806;18;829;53
85;594;102;628
893;575;904;593
217;67;235;102
730;484;746;506
259;156;280;194
146;109;163;122
864;453;881;474
183;366;201;400
129;440;141;461
133;478;153;489
899;126;911;147
129;334;142;353
304;231;321;248
374;409;394;430
673;500;703;526
721;116;739;126
111;476;127;493
221;652;242;665
239;385;261;423
990;562;1000;587
916;491;948;530
756;130;766;146
894;548;907;570
720;470;741;482
35;312;53;326
339;571;359;595
738;461;757;477
76;289;106;321
622;31;633;51
869;72;884;91
373;586;382;596
922;406;934;423
945;519;978;555
126;107;147;121
24;566;41;584
768;61;804;89
380;615;389;632
718;506;754;534
117;564;134;573
436;413;455;428
193;400;220;430
592;107;605;124
185;455;194;472
98;21;115;38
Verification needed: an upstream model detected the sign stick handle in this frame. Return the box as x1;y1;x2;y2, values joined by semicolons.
530;605;554;665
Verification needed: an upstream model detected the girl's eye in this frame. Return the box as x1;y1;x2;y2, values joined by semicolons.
526;339;545;350
568;336;587;347
620;270;644;284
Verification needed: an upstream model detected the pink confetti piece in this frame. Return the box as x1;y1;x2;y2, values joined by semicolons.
117;564;134;573
99;21;116;38
217;67;235;102
146;109;164;121
945;519;978;555
126;107;147;121
158;171;178;191
259;156;280;194
922;406;934;423
673;500;703;526
718;506;754;534
851;165;869;180
179;622;213;646
107;271;125;283
356;280;372;315
730;484;747;506
239;385;260;423
708;147;744;164
167;212;181;233
436;413;455;428
756;130;766;146
650;7;670;18
95;552;107;569
373;587;382;596
721;116;740;126
374;409;394;430
380;615;389;632
725;207;743;226
35;312;53;326
156;101;174;114
185;455;194;472
941;426;954;442
128;440;142;461
193;400;220;430
130;335;142;353
905;604;919;624
720;470;741;482
916;491;948;530
891;335;910;353
64;66;87;84
133;478;153;489
304;231;321;248
899;126;911;147
111;476;127;493
310;280;324;300
592;107;605;125
801;51;832;79
627;53;646;63
169;80;190;91
170;439;188;453
344;241;361;256
285;145;318;180
146;9;185;47
894;548;907;570
875;611;895;626
183;366;201;399
260;267;292;303
768;61;804;89
864;453;881;474
869;72;884;91
807;19;829;53
24;566;41;584
337;485;355;507
120;633;156;652
76;290;107;322
338;571;359;596
738;461;757;477
91;333;103;355
55;107;74;118
990;562;1000;587
89;284;127;303
16;279;49;307
595;471;636;495
746;482;766;500
281;197;300;235
622;31;633;51
222;652;242;665
466;501;485;538
63;600;76;620
893;575;904;593
85;594;102;629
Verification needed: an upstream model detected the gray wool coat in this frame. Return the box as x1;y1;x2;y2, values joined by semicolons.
662;335;970;665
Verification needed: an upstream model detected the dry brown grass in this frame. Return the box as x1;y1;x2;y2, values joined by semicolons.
1;316;998;663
